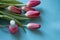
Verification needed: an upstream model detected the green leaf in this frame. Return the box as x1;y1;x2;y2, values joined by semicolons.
0;3;8;8
0;0;16;1
0;11;26;32
0;9;29;20
0;0;23;4
0;0;23;8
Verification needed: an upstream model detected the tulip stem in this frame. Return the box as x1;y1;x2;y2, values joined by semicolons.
0;25;9;28
12;4;27;6
0;11;26;32
0;10;29;20
0;3;26;8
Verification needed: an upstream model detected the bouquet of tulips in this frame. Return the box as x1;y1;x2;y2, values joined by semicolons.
0;0;41;34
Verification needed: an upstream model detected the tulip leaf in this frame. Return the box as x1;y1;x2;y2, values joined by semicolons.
0;0;16;1
0;0;23;4
0;0;23;8
0;11;26;32
0;0;26;32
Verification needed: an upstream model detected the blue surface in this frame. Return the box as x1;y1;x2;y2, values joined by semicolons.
0;0;60;40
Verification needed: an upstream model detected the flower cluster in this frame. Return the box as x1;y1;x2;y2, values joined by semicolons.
0;0;41;34
7;0;41;34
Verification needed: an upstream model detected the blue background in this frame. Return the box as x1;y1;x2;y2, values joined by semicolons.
0;0;60;40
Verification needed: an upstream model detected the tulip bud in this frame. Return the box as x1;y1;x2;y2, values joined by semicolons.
22;6;35;12
26;23;41;30
8;6;22;14
9;20;18;34
25;11;40;18
27;0;41;7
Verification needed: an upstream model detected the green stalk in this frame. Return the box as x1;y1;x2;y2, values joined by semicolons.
0;11;25;32
0;3;26;7
0;3;8;8
0;10;29;20
6;13;30;20
0;25;9;28
7;10;27;17
0;15;11;20
10;13;26;17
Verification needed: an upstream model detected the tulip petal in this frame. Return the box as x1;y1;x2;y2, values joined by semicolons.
25;11;40;18
26;23;41;30
8;6;22;14
27;0;41;7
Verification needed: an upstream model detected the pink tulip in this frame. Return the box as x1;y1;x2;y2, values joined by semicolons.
27;0;41;7
9;25;18;34
8;6;22;14
25;11;40;18
22;6;35;11
26;23;41;30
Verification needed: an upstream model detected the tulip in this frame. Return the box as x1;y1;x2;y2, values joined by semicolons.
26;23;41;30
25;11;40;18
8;6;22;14
22;6;35;12
27;0;41;7
9;20;18;34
